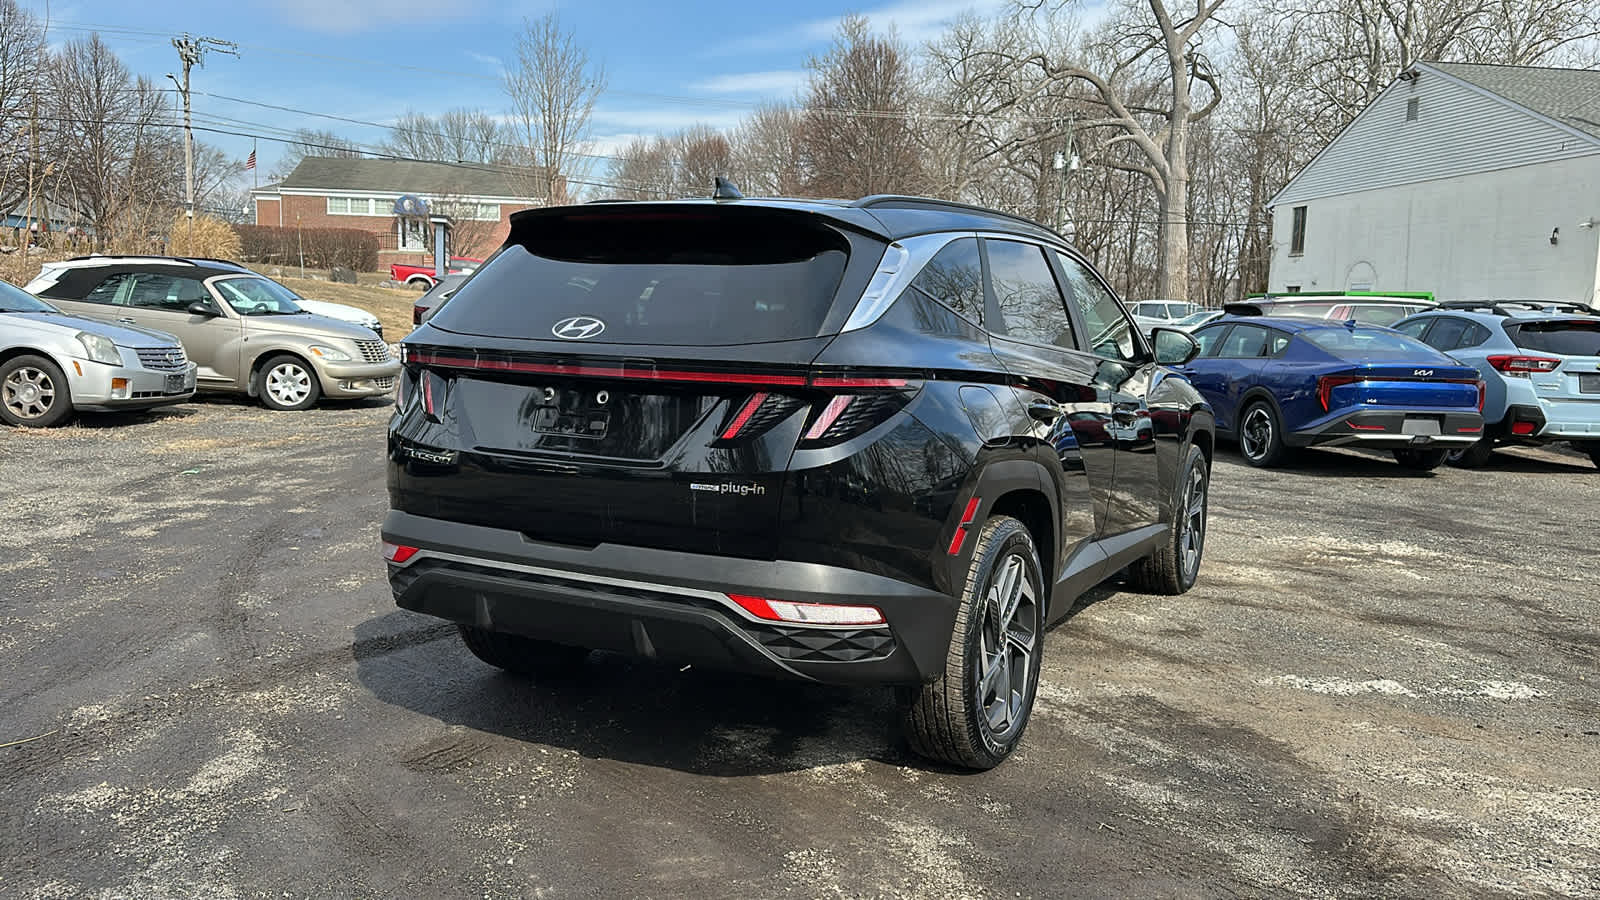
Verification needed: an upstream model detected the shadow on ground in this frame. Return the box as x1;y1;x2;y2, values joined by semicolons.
350;610;915;777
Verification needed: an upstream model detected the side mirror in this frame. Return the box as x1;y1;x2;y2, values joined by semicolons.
187;301;220;317
1151;327;1200;366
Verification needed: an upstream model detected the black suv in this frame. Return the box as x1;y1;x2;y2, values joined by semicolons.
383;194;1214;769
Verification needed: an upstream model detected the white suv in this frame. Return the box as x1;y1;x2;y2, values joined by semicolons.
1129;300;1205;334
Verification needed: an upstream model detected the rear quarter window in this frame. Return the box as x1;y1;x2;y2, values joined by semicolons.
430;211;853;346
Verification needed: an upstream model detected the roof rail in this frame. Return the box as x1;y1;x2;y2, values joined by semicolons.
850;195;1068;241
182;256;247;268
1246;289;1436;302
1438;299;1599;316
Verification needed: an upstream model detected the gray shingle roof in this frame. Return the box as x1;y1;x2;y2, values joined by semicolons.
276;157;544;200
1427;61;1600;141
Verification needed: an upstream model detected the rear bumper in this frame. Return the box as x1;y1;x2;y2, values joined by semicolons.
380;510;957;685
1290;407;1483;449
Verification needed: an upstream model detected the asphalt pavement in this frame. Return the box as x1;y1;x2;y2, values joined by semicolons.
2;399;1596;898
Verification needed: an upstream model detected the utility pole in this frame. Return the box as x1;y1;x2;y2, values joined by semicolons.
168;34;237;229
1053;114;1079;242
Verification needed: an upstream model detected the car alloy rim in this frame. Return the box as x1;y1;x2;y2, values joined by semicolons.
1241;406;1272;460
3;366;56;420
1179;463;1207;579
266;363;311;405
974;552;1038;742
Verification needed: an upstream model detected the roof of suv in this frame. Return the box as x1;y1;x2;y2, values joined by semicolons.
54;255;253;279
520;194;1074;247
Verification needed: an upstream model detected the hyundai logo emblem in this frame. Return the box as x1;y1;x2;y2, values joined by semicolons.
552;316;606;340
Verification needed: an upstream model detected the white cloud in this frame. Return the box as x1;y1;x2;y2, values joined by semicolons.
276;0;485;33
687;69;809;96
464;50;504;73
590;106;748;134
709;0;1009;56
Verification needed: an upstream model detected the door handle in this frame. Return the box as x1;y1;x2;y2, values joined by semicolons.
1026;399;1060;423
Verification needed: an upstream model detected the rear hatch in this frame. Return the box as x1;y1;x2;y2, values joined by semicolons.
392;204;903;560
1301;326;1482;412
1503;319;1600;410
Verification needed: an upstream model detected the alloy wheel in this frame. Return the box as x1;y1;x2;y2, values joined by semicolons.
266;363;312;406
3;366;57;420
1241;406;1273;461
974;552;1039;743
1178;461;1207;580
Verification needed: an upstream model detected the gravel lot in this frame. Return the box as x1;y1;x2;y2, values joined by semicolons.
2;400;1597;898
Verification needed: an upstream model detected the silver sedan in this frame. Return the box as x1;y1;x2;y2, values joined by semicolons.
0;280;196;427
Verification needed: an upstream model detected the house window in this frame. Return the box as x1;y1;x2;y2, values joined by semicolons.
399;219;428;250
1290;206;1307;256
437;201;500;222
327;196;383;216
1406;98;1420;121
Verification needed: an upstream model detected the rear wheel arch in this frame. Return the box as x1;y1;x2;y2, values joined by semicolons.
988;489;1055;602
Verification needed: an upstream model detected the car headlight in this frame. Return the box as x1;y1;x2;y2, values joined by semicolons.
308;345;353;362
76;332;122;365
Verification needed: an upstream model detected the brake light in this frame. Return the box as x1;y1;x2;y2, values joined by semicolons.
412;306;423;325
720;392;769;440
1476;379;1486;412
726;593;885;626
804;395;855;440
382;542;420;564
810;376;910;388
1487;355;1560;376
1317;375;1359;412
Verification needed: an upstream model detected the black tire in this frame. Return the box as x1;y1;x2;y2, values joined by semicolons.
1583;443;1600;470
1447;436;1495;468
256;354;321;411
1393;448;1448;471
0;354;73;427
1127;444;1209;595
457;625;590;676
904;516;1044;770
1236;398;1287;467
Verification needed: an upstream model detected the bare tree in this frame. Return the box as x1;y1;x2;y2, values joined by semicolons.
268;128;362;181
0;0;47;217
504;12;605;204
384;108;512;164
606;136;675;199
730;103;805;195
799;15;928;199
673;125;733;197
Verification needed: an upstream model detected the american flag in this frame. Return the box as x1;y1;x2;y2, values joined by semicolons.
245;149;256;170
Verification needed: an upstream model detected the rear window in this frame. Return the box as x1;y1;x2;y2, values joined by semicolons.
430;212;852;345
1263;302;1338;318
1510;320;1600;356
1300;327;1451;361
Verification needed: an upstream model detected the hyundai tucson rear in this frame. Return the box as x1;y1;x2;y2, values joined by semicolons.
383;196;1216;769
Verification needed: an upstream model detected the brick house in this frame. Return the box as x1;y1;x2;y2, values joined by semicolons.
250;157;548;267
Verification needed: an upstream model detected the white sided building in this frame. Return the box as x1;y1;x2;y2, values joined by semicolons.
1268;62;1600;306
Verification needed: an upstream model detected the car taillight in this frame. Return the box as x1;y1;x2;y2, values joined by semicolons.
1486;354;1560;376
720;392;770;440
1316;375;1359;412
412;306;423;325
382;542;419;564
1476;379;1486;412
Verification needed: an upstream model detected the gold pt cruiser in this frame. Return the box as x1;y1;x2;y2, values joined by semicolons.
27;256;400;411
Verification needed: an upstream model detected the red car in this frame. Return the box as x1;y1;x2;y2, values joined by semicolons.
390;257;482;288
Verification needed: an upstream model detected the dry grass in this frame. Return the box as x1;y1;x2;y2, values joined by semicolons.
278;276;420;338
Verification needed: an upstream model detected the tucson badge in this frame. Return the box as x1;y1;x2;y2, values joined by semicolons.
552;316;606;340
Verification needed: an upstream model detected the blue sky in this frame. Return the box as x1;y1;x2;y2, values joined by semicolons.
27;0;1009;191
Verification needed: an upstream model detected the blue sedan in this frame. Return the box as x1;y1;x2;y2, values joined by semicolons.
1179;317;1485;469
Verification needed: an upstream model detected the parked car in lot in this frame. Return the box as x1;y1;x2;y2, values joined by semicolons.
1;279;196;427
1181;316;1484;469
389;257;481;289
411;273;469;326
1226;296;1437;326
1394;301;1600;468
25;256;399;411
382;193;1215;770
1173;309;1224;331
292;297;384;338
1129;299;1204;334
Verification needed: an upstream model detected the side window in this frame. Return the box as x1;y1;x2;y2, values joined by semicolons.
82;273;132;305
1422;317;1469;351
1267;329;1292;356
1393;318;1431;340
1193;325;1229;358
1219;324;1269;358
985;240;1073;348
909;238;984;325
1459;322;1491;348
127;274;208;313
1053;251;1137;362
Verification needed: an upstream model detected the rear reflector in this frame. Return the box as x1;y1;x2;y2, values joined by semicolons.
1511;421;1537;435
726;593;885;626
1349;422;1386;431
383;542;420;564
947;496;982;556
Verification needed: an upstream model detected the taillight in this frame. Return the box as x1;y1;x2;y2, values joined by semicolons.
1476;379;1486;412
412;306;423;325
805;396;855;440
720;392;769;440
1486;354;1560;376
1316;375;1358;412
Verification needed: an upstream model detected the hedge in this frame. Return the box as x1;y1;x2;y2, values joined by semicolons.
234;225;379;272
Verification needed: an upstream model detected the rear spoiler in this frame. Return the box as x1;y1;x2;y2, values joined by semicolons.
1223;302;1264;316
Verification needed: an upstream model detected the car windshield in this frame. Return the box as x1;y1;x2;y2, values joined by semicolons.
1348;305;1412;326
1301;326;1451;361
0;280;57;313
212;276;305;315
1510;320;1600;356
